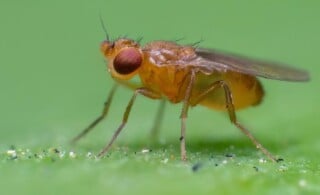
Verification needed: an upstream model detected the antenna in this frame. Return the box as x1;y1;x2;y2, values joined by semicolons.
99;14;110;41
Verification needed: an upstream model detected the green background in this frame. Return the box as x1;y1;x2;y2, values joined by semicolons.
1;0;319;194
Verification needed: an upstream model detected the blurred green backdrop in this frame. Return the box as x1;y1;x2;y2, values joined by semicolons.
0;0;319;194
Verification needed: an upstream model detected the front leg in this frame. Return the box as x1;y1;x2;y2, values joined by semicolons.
98;87;162;157
71;84;118;144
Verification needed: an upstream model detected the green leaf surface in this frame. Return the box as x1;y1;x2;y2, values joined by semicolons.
1;1;319;195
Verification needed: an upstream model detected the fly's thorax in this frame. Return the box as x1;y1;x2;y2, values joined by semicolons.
138;60;192;103
144;41;197;65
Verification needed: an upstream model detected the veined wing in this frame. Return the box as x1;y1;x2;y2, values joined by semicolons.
194;48;310;82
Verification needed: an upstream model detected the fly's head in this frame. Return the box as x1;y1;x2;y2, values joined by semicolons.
101;38;143;80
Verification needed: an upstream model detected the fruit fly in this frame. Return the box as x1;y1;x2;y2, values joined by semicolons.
72;30;309;162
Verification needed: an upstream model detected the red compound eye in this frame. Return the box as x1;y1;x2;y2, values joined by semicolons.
113;48;142;75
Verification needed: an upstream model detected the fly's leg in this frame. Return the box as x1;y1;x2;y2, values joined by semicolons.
150;99;166;140
98;88;162;157
71;84;118;144
180;70;196;161
192;80;277;162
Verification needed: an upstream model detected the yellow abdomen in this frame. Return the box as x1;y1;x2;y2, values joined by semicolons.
192;71;264;110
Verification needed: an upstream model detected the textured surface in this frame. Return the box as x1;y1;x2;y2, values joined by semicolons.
0;0;319;194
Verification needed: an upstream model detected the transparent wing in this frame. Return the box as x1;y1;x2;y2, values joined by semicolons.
195;48;310;82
